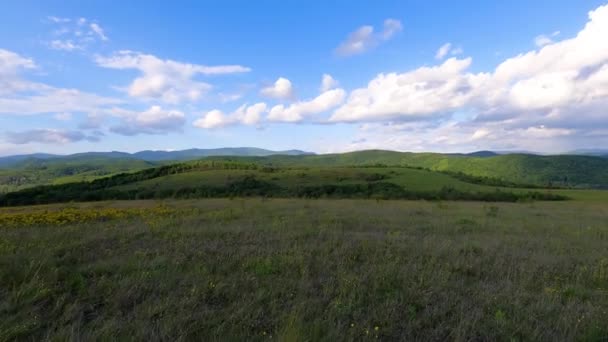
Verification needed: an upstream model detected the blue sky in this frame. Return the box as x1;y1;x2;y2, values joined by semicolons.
1;0;608;156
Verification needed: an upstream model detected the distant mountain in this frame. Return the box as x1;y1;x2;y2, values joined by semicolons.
466;151;499;157
0;153;59;167
0;148;313;168
0;148;313;193
132;147;312;161
492;150;541;155
446;151;499;157
568;149;608;158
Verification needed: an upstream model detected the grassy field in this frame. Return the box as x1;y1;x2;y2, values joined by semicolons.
114;167;497;193
112;166;608;202
1;161;576;206
1;198;607;340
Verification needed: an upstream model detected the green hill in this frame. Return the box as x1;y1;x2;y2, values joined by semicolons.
0;159;568;207
0;156;155;193
1;150;607;196
0;148;313;192
233;151;608;188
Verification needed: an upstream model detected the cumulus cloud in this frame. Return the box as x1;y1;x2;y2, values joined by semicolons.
334;4;608;128
194;102;268;129
335;19;402;56
260;77;294;100
331;57;477;122
268;88;346;122
109;106;186;136
320;74;339;92
5;129;100;144
96;51;250;104
327;4;608;151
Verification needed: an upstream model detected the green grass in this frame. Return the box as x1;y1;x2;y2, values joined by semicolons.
1;198;607;340
115;167;496;193
0;161;573;206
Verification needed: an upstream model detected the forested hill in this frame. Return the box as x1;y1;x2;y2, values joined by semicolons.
212;151;608;189
1;149;607;193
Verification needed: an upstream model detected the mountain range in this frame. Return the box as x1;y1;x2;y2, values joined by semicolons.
0;148;313;168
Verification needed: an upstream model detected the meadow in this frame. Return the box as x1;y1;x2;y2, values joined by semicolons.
1;198;607;341
0;162;570;206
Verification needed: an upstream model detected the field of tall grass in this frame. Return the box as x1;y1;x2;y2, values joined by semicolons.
1;198;607;340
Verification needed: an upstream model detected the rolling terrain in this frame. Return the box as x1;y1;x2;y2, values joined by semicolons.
246;151;608;188
1;149;607;204
0;159;578;207
0;148;312;193
0;155;156;194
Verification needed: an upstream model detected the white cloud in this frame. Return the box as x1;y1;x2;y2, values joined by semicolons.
327;4;608;152
534;31;560;47
0;49;121;114
194;102;268;129
110;106;186;136
335;18;402;56
534;35;553;47
134;106;185;129
49;40;81;51
268;88;346;122
5;129;100;144
331;57;477;122
218;93;244;103
48;16;71;23
45;17;109;50
260;77;294;100
89;23;108;41
381;19;403;40
240;102;267;125
96;51;251;104
471;128;490;140
435;43;452;60
0;49;36;74
435;43;463;60
320;74;339;92
0;87;122;115
194;109;229;129
334;4;608;127
451;47;464;56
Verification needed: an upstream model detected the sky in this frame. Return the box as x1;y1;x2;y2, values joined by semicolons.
1;0;608;156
